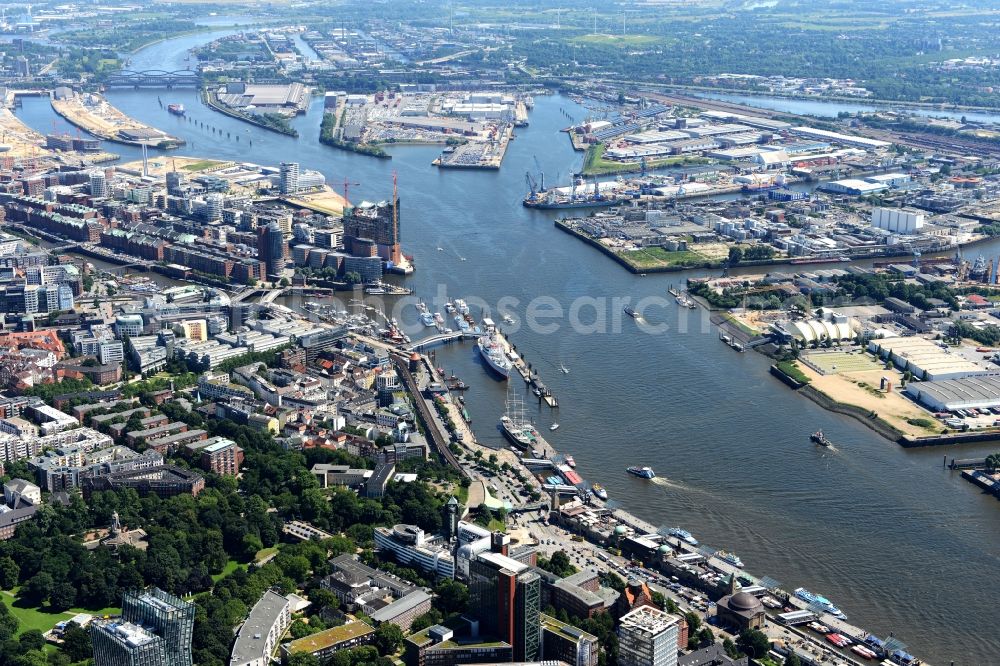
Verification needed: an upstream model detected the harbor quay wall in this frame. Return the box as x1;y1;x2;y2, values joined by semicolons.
900;429;1000;448
798;383;905;442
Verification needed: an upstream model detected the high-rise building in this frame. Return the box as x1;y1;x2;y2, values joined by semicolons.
343;195;401;265
165;170;186;195
202;193;225;221
92;620;167;666
257;221;287;280
13;56;30;77
279;162;300;195
92;588;195;666
617;606;680;666
540;613;599;666
89;171;108;199
469;550;541;661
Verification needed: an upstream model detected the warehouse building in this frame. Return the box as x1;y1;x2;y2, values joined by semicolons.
868;336;992;381
905;375;1000;412
790;126;891;149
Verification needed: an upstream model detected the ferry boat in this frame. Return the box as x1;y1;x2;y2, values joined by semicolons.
668;527;698;546
564;455;575;466
591;483;608;500
626;465;655;479
624;306;641;320
476;326;513;378
167;103;185;116
794;587;846;618
420;312;435;327
365;286;386;295
810;430;831;447
715;551;744;568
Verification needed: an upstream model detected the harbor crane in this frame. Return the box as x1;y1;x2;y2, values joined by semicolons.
525;171;539;198
533;155;546;192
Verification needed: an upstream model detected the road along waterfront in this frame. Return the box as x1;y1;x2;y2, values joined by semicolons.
11;30;1000;664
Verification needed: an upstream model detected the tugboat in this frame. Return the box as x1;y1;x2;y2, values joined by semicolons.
626;465;655;479
591;483;608;500
810;430;831;447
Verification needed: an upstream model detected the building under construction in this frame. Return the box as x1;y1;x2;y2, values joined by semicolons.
343;178;404;268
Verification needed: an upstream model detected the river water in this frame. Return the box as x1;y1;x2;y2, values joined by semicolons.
14;31;1000;664
690;90;1000;124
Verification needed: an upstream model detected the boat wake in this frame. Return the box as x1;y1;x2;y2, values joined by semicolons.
650;476;684;490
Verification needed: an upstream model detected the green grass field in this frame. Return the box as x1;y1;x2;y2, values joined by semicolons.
181;160;223;172
617;247;713;270
212;559;246;583
581;143;711;176
571;34;660;46
803;350;881;375
1;590;118;636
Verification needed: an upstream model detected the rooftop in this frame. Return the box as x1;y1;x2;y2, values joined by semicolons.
540;614;597;643
230;590;291;665
619;605;678;635
369;590;431;623
283;620;374;654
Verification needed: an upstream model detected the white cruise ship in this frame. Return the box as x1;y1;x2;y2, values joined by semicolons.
476;318;512;378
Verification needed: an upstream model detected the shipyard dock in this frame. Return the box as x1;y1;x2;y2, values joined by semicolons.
433;124;513;170
51;91;184;148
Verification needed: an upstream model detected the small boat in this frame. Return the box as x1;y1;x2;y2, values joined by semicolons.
851;645;878;660
564;455;574;466
445;301;456;313
550;423;560;431
559;363;569;374
808;621;831;634
420;312;435;327
811;430;831;447
433;312;444;324
591;483;608;500
502;313;516;325
624;306;641;320
626;465;655;479
167;103;185;116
